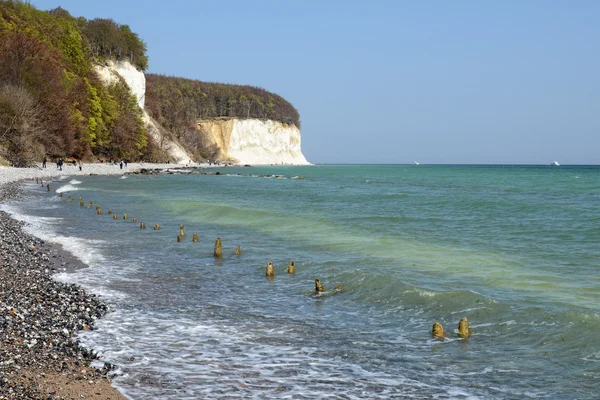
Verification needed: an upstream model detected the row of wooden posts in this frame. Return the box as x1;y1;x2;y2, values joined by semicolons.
38;177;471;338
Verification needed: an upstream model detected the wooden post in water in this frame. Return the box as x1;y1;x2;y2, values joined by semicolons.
177;235;183;242
432;322;445;339
266;262;275;279
154;224;160;230
107;210;112;214
97;209;103;215
46;184;50;192
214;238;222;257
132;218;137;223
192;232;198;242
234;245;241;255
123;213;128;220
315;279;325;293
113;214;118;220
140;222;146;229
179;227;185;237
59;192;63;198
287;261;295;274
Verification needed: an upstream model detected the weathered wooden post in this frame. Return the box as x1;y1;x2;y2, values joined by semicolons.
214;238;222;257
234;245;241;255
154;224;160;230
192;232;198;242
432;322;445;339
140;222;146;229
315;279;324;293
287;261;295;274
266;262;275;279
177;235;183;242
123;213;128;220
458;317;471;338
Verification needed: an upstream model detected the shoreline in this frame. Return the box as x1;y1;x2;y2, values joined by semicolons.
0;166;159;399
0;162;212;187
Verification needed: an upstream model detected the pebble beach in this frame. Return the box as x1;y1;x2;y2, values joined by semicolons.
0;163;199;399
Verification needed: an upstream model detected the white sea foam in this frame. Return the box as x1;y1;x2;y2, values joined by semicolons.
69;179;82;184
56;184;83;193
75;309;474;399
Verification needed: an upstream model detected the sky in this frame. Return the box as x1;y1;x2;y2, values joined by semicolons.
30;0;600;164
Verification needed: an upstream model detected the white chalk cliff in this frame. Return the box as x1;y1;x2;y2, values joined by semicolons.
94;61;192;163
197;119;309;165
95;61;309;165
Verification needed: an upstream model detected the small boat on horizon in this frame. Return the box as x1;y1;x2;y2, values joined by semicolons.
550;161;560;166
413;161;419;165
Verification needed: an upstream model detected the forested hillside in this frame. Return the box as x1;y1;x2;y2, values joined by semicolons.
0;0;156;165
0;1;302;166
145;74;300;141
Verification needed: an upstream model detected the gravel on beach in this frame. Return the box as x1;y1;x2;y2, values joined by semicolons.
0;181;126;399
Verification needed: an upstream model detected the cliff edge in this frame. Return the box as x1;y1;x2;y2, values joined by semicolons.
197;119;309;165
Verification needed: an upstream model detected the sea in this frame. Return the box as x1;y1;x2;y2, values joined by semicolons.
3;164;600;399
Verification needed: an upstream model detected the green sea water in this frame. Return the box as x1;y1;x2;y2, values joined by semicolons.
11;164;600;399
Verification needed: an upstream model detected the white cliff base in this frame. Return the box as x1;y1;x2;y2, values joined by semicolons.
197;119;310;165
94;61;192;163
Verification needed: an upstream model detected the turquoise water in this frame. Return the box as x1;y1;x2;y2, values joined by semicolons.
8;164;600;399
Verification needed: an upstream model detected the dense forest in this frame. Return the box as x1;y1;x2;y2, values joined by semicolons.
0;0;156;165
145;74;300;154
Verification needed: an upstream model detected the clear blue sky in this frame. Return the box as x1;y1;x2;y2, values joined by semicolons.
31;0;600;164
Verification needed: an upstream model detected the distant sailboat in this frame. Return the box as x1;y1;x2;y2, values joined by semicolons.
413;161;420;165
550;161;560;166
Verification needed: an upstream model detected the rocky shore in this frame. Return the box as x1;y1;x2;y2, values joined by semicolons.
0;182;126;399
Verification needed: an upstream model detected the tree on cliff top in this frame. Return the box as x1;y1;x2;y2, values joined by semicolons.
145;74;301;133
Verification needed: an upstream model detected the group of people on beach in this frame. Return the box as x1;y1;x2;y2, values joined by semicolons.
42;157;82;171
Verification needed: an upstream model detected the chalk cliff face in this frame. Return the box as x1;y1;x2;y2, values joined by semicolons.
197;119;309;165
94;61;192;163
94;60;146;110
95;61;309;165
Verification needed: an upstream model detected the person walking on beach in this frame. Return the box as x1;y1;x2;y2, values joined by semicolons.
78;160;82;171
120;160;123;169
42;157;46;168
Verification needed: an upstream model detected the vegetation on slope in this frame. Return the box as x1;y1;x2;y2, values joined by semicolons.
0;1;157;165
0;1;301;166
145;74;301;158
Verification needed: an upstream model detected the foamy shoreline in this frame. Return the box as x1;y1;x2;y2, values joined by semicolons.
0;162;218;186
